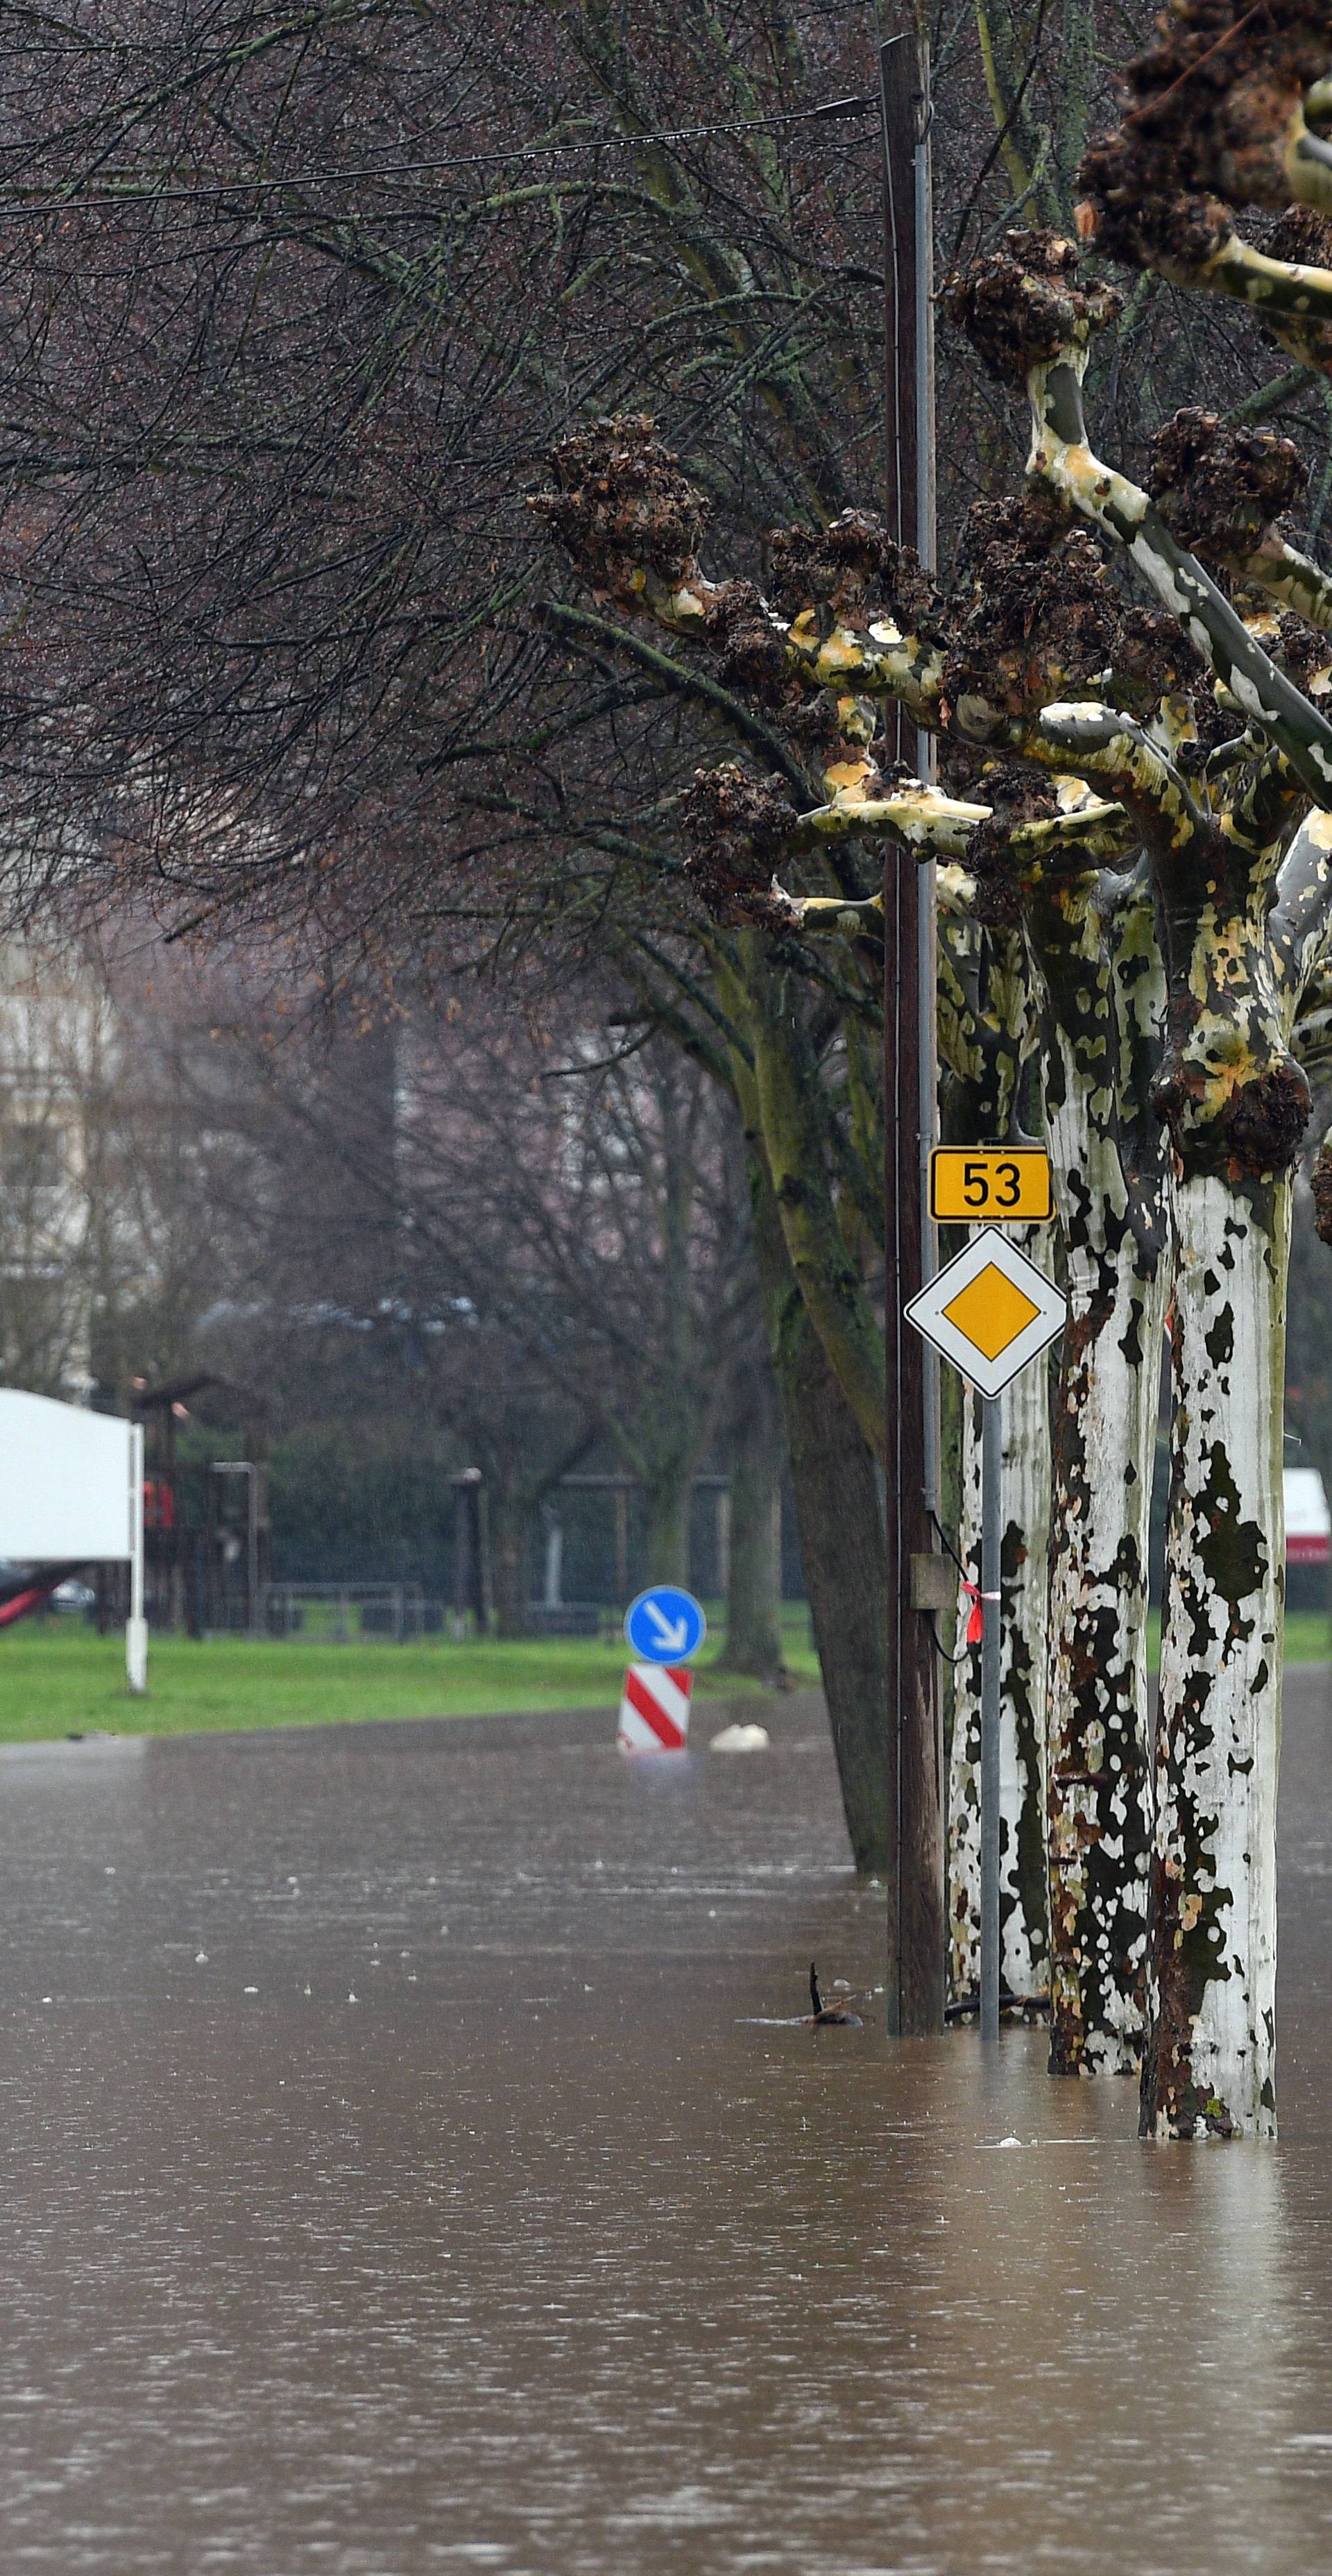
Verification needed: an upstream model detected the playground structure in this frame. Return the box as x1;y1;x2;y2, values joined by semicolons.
131;1371;271;1637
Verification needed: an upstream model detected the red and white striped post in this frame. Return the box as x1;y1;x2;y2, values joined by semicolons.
617;1663;693;1754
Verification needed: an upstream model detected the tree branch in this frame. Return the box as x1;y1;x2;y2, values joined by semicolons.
1027;351;1332;805
539;597;813;794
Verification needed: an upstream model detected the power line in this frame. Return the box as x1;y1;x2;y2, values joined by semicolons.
0;94;873;223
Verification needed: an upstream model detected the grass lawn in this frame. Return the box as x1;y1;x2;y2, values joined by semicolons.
0;1610;1325;1751
0;1615;823;1747
1146;1610;1329;1670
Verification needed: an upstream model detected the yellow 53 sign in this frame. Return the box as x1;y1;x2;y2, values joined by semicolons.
930;1146;1053;1224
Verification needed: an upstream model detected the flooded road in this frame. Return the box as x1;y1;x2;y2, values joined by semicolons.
4;1679;1332;2572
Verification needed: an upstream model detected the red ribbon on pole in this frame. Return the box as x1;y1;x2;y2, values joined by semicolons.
962;1580;1000;1647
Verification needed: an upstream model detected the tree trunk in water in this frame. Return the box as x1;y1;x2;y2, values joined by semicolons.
717;1352;785;1676
1142;1172;1287;2139
946;1254;1052;2006
1132;786;1323;2135
746;1146;889;1872
777;1303;889;1871
1023;863;1166;2076
1045;1226;1163;2073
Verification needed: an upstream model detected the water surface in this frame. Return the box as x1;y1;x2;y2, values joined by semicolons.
3;1679;1332;2572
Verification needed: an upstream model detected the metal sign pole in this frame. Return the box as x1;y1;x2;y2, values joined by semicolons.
126;1420;148;1696
904;1215;1065;2050
912;37;941;1540
246;1464;261;1641
880;20;944;2041
980;1394;1002;2044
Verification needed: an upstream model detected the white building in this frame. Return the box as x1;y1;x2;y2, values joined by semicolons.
0;933;119;1399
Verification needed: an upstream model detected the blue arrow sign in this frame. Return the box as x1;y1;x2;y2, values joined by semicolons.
624;1584;707;1665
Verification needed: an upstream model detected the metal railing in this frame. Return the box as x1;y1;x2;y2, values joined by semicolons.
262;1582;436;1643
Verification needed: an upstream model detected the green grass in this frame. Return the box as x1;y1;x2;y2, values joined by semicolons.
0;1615;822;1747
1;1608;1325;1752
1283;1612;1331;1665
1145;1611;1329;1670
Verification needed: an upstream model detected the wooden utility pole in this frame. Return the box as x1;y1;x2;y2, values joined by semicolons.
880;27;944;2036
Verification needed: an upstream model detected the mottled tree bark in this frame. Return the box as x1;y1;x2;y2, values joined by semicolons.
1045;1230;1163;2073
1136;825;1331;2135
1024;861;1168;2074
1144;1173;1288;2138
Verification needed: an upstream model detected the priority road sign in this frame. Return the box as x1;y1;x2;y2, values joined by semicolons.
624;1584;707;1665
930;1144;1052;1224
905;1227;1066;2047
904;1226;1066;1400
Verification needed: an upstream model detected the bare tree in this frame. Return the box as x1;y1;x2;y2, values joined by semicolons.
148;967;769;1628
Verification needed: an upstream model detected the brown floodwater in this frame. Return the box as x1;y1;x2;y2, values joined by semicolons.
3;1676;1332;2573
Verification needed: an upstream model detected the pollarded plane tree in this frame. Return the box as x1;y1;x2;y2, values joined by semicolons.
1003;0;1332;2138
537;0;1332;2132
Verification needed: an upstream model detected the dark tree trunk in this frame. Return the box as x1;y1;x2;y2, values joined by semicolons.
717;1351;785;1677
751;1162;889;1872
778;1314;890;1872
642;1473;691;1586
488;1491;530;1638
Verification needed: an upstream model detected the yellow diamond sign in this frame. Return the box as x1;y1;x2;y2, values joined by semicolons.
942;1264;1041;1362
905;1226;1066;1398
